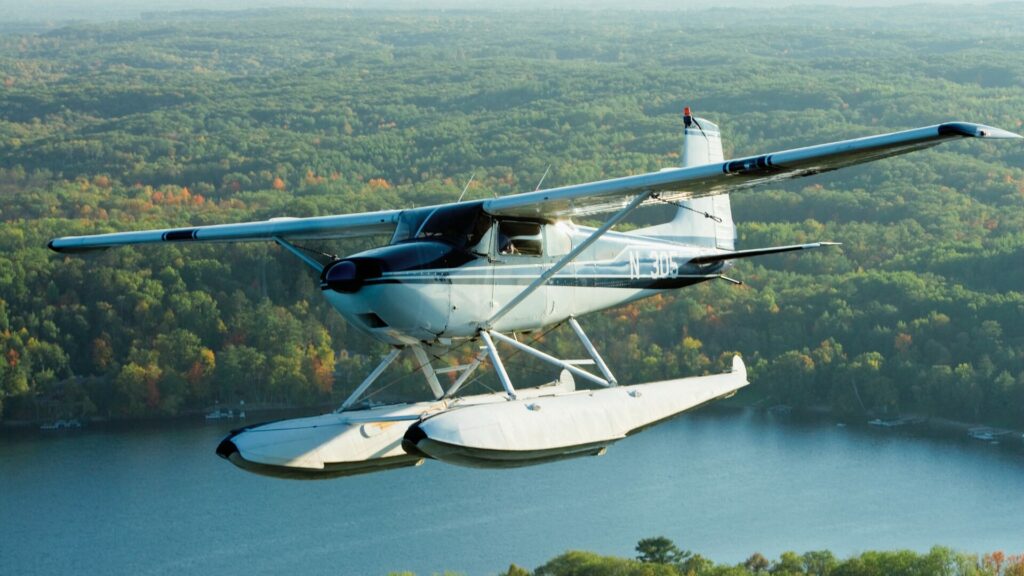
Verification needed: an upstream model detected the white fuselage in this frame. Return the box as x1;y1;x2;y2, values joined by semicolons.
321;222;727;347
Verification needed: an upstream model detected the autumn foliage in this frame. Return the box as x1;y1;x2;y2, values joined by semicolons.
1;7;1023;425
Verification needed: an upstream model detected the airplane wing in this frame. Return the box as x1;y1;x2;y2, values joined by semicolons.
48;209;402;253
482;122;1021;219
48;121;1019;253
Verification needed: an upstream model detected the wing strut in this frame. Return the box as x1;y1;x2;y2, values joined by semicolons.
484;190;653;329
273;237;326;272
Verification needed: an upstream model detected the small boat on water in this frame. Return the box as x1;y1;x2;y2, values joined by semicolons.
39;418;82;430
868;416;925;428
205;408;235;420
967;426;1010;443
206;400;248;420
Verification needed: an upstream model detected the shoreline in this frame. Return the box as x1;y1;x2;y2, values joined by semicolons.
0;402;336;432
716;395;1024;446
6;398;1022;451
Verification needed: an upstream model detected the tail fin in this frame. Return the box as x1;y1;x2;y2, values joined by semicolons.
634;108;736;250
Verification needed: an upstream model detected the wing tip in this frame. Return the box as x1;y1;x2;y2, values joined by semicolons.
939;122;1022;139
47;238;107;254
47;239;72;253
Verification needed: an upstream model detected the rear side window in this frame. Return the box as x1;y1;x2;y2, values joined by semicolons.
546;223;572;256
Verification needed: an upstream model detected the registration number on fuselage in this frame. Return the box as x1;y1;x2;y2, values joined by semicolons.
628;249;683;280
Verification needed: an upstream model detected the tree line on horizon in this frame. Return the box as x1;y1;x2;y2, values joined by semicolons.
0;7;1022;426
389;536;1024;576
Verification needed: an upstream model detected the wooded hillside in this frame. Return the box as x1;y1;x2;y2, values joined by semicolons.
1;6;1022;425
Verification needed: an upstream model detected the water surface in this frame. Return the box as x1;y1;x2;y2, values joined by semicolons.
2;407;1022;575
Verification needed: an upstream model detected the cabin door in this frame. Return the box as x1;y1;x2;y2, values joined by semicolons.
489;219;547;332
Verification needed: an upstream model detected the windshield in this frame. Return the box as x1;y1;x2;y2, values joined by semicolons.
390;201;490;249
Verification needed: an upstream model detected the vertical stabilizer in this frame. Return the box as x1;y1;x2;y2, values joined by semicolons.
681;107;724;166
634;108;736;250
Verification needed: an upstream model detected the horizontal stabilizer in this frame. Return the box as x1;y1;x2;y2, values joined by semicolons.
690;242;840;265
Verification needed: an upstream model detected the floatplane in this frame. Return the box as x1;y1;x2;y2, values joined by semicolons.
49;109;1019;478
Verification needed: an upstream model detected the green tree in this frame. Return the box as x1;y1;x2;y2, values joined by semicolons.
113;361;162;417
771;551;804;575
636;536;691;567
744;553;770;574
215;344;267;402
802;550;837;576
680;553;715;576
536;550;678;576
502;564;532;576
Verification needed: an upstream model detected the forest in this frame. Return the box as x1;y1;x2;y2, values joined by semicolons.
0;5;1022;426
393;537;1024;575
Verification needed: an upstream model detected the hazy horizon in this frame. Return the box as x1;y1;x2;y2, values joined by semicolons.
0;0;1014;24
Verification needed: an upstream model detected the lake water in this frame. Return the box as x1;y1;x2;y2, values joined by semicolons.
2;407;1022;575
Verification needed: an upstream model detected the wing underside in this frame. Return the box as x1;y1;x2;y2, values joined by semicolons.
47;121;1019;253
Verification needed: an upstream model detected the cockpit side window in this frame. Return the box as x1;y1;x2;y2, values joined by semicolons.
469;222;494;256
390;209;429;244
390;202;489;250
497;220;543;256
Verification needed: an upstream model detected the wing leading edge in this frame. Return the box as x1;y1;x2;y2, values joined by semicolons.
48;209;402;253
47;121;1019;253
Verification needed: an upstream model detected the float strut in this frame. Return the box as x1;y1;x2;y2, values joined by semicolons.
568;317;617;386
338;348;401;411
480;331;517;400
444;351;487;398
488;330;611;388
411;345;445;400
